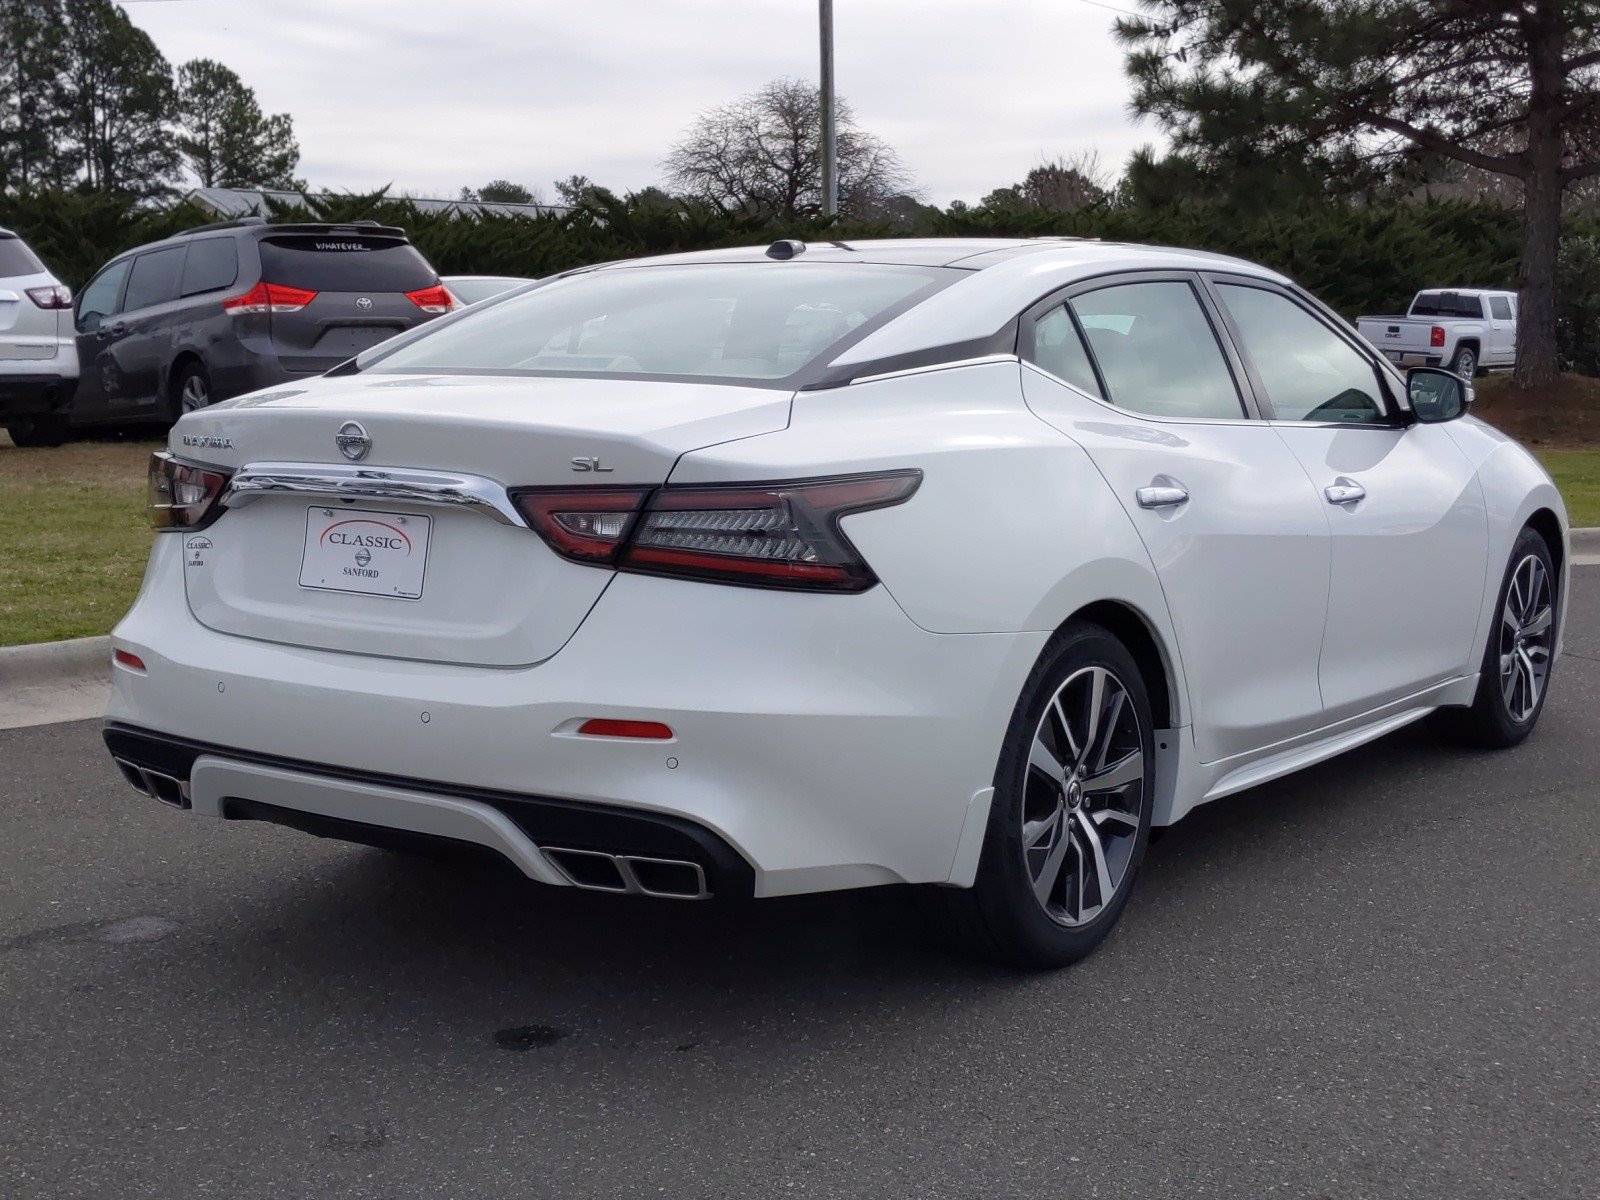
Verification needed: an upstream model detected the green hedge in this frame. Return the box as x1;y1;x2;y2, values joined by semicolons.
3;187;1593;326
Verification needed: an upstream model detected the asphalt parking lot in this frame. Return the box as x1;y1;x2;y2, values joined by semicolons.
3;575;1597;1199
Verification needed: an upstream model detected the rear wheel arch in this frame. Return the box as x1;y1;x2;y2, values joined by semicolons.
1526;507;1564;580
166;351;205;399
1062;600;1178;731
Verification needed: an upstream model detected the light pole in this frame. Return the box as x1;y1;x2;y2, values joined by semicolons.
819;0;837;218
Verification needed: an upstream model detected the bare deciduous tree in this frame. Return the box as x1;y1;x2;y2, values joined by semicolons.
981;151;1113;212
662;78;919;221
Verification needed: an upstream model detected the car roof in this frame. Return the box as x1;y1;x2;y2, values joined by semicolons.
582;238;1287;376
1415;287;1514;297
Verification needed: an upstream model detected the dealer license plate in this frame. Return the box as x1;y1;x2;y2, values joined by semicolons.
299;506;430;600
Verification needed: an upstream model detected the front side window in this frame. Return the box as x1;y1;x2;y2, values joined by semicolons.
1217;283;1387;424
76;260;131;329
122;247;186;311
361;263;956;385
1066;281;1244;419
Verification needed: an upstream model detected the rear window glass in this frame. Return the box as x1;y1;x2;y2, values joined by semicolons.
181;237;239;296
1410;292;1483;319
1489;295;1514;319
122;247;186;310
0;236;46;277
361;263;956;384
259;236;436;292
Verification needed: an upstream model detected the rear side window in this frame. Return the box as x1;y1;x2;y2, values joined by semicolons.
181;237;239;297
1067;281;1244;420
76;259;131;328
1489;295;1514;320
1411;292;1483;319
1031;305;1103;398
362;263;956;384
258;235;436;292
0;236;46;277
122;247;186;311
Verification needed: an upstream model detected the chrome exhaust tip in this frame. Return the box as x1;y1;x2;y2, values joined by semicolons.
542;847;711;900
113;758;191;810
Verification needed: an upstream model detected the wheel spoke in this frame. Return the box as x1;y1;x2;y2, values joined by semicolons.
1091;806;1139;832
1075;668;1107;771
1090;689;1126;774
1023;808;1060;851
1085;749;1142;793
1074;810;1115;910
1521;606;1552;638
1032;812;1071;905
1028;733;1065;786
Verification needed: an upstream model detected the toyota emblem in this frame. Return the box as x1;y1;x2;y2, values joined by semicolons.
335;420;372;461
355;297;373;310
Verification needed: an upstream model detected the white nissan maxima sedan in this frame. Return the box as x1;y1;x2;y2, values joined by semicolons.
105;238;1567;967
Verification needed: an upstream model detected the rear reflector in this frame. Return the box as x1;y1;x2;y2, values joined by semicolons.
113;649;146;671
222;282;318;315
405;285;455;314
576;719;674;740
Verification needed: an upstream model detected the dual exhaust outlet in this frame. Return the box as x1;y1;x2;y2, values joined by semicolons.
113;758;190;809
541;847;711;900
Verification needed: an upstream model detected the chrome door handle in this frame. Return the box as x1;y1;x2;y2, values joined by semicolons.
1136;485;1189;509
1325;482;1366;505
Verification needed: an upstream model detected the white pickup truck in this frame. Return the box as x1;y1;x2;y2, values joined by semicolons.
1356;288;1518;379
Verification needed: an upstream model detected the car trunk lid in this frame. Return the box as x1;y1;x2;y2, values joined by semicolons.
176;373;792;666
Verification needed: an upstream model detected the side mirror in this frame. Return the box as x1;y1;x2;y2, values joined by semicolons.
1407;366;1473;424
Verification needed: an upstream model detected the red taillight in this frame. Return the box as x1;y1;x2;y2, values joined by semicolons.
25;284;71;309
222;282;318;315
148;452;231;530
1430;325;1446;348
511;488;650;564
113;649;146;672
576;719;674;740
512;471;921;593
405;285;455;314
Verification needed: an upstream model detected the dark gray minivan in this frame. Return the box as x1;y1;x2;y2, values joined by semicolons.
70;217;453;426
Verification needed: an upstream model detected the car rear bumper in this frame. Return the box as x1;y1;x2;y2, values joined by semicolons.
0;371;77;416
107;534;1043;897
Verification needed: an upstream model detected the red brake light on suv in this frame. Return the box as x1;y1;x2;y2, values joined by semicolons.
1430;325;1446;348
513;471;922;593
222;282;318;316
405;285;455;314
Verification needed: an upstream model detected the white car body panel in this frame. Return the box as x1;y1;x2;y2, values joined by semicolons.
105;238;1570;902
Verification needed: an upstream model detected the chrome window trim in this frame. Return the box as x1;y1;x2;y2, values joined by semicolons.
222;462;527;527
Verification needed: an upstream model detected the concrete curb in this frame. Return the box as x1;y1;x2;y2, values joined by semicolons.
1572;527;1600;554
0;635;110;687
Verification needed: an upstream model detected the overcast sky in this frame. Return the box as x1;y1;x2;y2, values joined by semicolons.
124;0;1158;206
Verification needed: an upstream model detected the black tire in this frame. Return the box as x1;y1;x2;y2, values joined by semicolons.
932;620;1156;969
1449;344;1479;379
167;361;211;423
1431;525;1557;749
4;414;70;447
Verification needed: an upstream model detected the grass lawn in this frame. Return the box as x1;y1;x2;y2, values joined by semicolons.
2;387;1599;646
0;434;158;646
1535;450;1600;527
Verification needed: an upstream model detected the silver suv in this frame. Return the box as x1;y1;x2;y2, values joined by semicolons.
0;227;78;447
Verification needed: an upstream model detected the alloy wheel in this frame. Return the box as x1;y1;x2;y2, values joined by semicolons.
1499;553;1553;723
181;374;210;413
1021;664;1146;927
